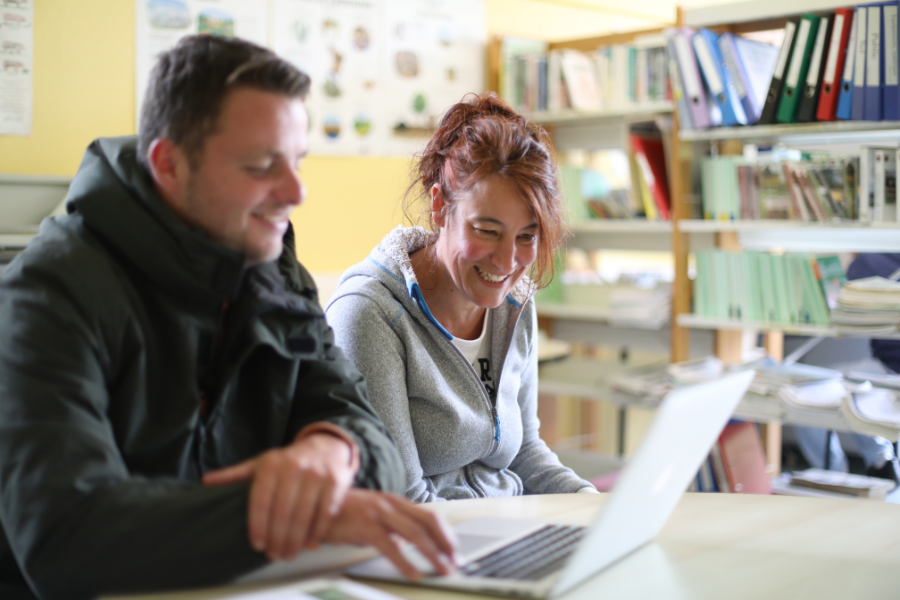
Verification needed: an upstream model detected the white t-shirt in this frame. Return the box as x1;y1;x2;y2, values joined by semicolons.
451;309;495;395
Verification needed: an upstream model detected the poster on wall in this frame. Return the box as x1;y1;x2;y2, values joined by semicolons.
135;0;268;122
273;0;486;156
0;0;33;136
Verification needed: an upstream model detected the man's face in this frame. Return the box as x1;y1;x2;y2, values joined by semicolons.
175;88;309;265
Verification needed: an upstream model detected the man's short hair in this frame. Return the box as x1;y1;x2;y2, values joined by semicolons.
138;35;311;167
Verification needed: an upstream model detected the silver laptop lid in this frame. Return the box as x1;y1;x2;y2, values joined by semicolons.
551;370;755;597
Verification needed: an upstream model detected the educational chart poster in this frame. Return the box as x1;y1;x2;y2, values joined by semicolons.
0;0;33;136
273;0;486;156
135;0;268;122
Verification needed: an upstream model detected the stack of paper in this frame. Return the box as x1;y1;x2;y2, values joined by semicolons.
746;359;841;396
840;388;900;440
832;276;900;334
778;379;847;411
607;285;671;329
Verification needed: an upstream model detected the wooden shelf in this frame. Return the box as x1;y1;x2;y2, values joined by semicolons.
526;102;674;127
678;220;900;252
676;314;900;340
679;121;900;144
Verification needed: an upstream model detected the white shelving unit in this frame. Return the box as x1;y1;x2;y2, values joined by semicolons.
677;314;900;340
678;220;900;252
680;121;900;144
525;101;674;127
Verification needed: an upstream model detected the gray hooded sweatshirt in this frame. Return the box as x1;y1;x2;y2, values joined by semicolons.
326;226;594;502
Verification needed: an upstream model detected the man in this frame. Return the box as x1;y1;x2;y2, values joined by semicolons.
0;35;455;600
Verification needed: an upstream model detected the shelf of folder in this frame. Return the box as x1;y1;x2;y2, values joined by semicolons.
538;356;665;404
0;233;35;250
526;102;674;127
537;302;670;330
574;220;672;234
676;313;900;340
679;121;900;144
678;220;900;253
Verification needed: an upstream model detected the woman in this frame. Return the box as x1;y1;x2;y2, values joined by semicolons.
326;93;596;502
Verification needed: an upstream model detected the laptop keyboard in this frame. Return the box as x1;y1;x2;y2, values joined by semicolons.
460;524;587;581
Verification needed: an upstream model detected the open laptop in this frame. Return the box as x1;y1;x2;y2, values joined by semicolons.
348;369;755;598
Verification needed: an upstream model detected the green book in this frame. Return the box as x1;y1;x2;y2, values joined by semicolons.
771;255;794;324
559;164;590;223
694;251;710;317
777;14;821;124
814;255;847;309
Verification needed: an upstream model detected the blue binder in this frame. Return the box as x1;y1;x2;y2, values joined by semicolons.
717;32;779;125
883;1;900;120
852;6;868;120
837;8;860;120
864;3;885;121
693;28;748;126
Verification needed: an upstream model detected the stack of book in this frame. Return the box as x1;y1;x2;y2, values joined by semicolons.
700;154;859;221
785;468;895;500
499;36;672;114
668;5;900;129
693;250;837;327
831;276;900;334
691;422;772;494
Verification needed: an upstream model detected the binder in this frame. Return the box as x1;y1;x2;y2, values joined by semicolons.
665;31;695;130
670;28;712;129
759;19;799;125
777;14;821;124
693;29;747;126
718;32;779;125
798;15;833;122
884;2;899;120
819;7;855;121
852;6;868;120
864;3;885;120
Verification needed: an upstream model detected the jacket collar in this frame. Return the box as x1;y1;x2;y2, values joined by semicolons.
66;136;313;311
374;226;533;339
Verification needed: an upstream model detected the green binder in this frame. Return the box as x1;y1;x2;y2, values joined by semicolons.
777;14;821;124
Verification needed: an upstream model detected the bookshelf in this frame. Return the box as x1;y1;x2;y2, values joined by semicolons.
671;0;900;472
489;25;696;459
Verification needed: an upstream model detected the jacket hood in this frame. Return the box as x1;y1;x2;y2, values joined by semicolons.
65;136;314;309
339;225;533;339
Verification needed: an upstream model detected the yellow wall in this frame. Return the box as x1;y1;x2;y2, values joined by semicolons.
0;0;564;272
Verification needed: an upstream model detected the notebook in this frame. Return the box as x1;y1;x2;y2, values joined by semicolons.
347;370;756;599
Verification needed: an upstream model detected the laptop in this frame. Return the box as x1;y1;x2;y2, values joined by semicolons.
348;370;755;598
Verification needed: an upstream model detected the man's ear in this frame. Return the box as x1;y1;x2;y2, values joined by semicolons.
430;183;447;228
146;138;190;203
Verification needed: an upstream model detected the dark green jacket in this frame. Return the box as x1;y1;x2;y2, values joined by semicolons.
0;137;405;600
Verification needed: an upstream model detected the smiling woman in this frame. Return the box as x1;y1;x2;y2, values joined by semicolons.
326;93;596;503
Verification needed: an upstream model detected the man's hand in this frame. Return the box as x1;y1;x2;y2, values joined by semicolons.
323;489;458;579
202;430;356;560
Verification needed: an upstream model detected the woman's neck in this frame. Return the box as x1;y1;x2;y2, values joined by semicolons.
410;245;486;340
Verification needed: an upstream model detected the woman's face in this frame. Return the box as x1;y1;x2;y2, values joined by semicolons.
433;174;539;310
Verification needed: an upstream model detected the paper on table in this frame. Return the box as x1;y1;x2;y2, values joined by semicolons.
224;578;406;600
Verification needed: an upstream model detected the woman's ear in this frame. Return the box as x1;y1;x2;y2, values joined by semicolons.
430;183;447;228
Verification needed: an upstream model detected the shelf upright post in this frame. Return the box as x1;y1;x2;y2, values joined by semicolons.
670;5;692;364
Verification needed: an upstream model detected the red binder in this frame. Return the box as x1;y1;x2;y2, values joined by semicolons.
816;7;855;121
718;422;772;495
629;134;670;220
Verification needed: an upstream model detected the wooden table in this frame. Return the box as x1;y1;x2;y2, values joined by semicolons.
106;492;900;600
